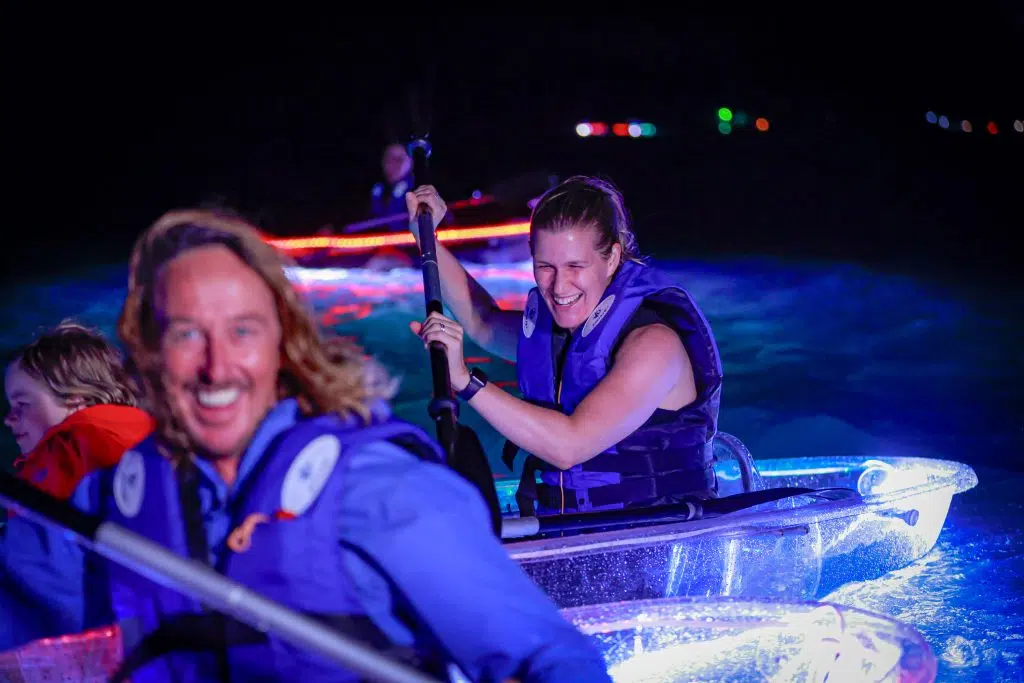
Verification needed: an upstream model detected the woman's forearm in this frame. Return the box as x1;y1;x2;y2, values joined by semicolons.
463;383;583;469
419;229;520;360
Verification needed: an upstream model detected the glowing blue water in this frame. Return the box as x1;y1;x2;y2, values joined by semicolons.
2;257;1021;680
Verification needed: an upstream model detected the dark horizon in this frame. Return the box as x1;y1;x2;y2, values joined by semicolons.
5;9;1022;287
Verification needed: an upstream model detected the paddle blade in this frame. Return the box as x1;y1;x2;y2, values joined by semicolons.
450;425;502;538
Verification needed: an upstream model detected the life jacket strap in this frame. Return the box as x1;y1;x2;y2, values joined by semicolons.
524;465;717;513
584;449;710;477
507;451;565;517
507;442;717;515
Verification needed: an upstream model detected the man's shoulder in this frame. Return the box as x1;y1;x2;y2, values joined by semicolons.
120;432;165;461
337;438;484;521
282;410;444;465
79;433;168;499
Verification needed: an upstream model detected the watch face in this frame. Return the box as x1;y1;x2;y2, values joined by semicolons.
473;367;488;383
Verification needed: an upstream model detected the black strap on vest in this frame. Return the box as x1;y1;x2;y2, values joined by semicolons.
505;443;716;516
174;457;233;681
176;458;211;566
537;465;716;512
504;449;562;517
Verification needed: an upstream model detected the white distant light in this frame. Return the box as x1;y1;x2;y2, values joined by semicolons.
627;123;642;138
1014;120;1023;133
576;122;593;137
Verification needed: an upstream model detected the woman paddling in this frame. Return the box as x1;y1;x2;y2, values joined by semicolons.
407;176;724;516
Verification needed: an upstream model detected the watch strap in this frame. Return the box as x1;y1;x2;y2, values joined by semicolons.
457;367;488;401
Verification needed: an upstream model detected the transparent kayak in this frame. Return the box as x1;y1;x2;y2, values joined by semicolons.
500;432;978;608
0;625;122;683
565;596;937;682
0;598;936;683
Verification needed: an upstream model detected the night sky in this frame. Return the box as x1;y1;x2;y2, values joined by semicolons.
5;7;1022;285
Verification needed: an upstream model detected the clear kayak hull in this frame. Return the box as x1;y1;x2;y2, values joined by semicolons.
565;597;938;682
1;599;937;683
501;434;978;609
0;625;123;682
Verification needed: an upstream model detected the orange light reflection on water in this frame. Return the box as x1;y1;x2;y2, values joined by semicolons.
285;264;534;330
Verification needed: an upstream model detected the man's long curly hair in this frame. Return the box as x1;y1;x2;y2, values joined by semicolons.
117;209;397;460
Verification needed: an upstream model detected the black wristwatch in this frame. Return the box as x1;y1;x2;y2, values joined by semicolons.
456;367;488;401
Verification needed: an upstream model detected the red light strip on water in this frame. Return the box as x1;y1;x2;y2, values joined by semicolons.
267;221;531;253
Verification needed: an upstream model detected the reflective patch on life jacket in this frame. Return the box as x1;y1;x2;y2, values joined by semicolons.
523;290;539;339
279;433;343;517
113;449;145;518
581;293;615;338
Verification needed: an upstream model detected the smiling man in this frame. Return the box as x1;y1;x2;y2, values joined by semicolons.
153;243;285;487
65;209;610;682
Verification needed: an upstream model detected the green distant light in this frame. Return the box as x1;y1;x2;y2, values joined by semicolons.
640;122;657;137
734;111;749;126
718;122;732;135
717;107;733;122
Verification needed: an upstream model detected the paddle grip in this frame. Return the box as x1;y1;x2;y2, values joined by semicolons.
416;211;443;315
409;138;443;315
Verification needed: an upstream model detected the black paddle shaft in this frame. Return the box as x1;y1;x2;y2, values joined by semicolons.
406;136;502;536
408;138;458;461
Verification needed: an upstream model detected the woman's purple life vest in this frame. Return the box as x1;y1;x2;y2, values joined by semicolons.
507;260;723;515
